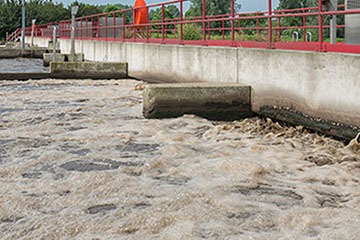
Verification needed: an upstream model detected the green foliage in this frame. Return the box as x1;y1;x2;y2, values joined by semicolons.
178;23;202;40
0;0;70;40
149;5;180;21
102;3;132;19
185;0;241;35
277;0;345;40
185;0;241;17
68;1;101;17
149;5;180;32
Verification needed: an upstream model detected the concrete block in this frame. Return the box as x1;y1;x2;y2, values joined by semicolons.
43;53;66;66
43;53;84;66
0;72;51;81
0;49;20;58
67;53;84;62
143;83;253;120
50;62;128;79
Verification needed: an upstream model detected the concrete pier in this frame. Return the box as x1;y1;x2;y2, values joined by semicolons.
0;47;56;58
0;72;51;81
50;62;128;79
43;53;84;66
143;83;253;120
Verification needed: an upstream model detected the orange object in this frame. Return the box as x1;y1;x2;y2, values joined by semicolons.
134;0;148;26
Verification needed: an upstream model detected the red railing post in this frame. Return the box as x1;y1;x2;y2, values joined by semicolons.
222;19;225;40
256;12;260;35
91;17;93;39
113;12;116;40
133;8;136;41
162;4;165;43
277;15;281;41
318;0;324;51
105;14;108;39
180;0;183;43
86;17;89;39
238;15;241;36
231;0;235;46
122;13;126;41
268;0;273;48
303;9;307;41
202;0;206;45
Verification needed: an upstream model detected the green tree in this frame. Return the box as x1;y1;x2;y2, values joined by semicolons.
185;0;241;36
185;0;240;17
277;0;344;41
0;0;70;40
102;4;132;21
68;1;102;17
149;5;180;21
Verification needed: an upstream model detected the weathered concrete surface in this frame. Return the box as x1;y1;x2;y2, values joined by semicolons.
67;53;84;62
143;83;253;120
43;53;84;66
259;106;359;141
50;62;128;79
0;72;51;80
0;47;55;59
43;53;66;66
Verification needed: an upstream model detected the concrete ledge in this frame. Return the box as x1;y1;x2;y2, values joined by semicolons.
258;106;359;141
50;62;128;79
0;72;51;81
0;47;56;59
143;83;253;120
43;53;66;66
43;53;84;66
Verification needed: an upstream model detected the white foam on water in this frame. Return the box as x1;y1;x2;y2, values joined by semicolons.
0;79;359;239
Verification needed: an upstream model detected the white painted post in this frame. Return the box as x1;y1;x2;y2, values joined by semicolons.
52;26;57;63
31;19;36;47
21;0;25;50
70;6;79;56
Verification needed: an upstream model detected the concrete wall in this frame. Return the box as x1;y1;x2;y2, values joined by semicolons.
29;37;360;130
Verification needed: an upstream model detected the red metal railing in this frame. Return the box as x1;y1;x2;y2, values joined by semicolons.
6;28;22;42
8;0;360;54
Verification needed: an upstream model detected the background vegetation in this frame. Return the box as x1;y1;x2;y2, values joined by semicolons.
0;0;345;42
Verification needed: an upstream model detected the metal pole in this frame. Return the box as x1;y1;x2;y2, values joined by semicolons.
52;26;57;63
31;19;36;47
231;0;235;46
70;16;75;55
318;0;324;51
330;15;337;44
277;16;281;41
303;9;307;41
180;0;183;43
21;0;25;50
162;4;165;42
268;0;273;48
70;17;75;53
330;0;338;44
70;6;78;55
202;0;206;44
6;32;8;45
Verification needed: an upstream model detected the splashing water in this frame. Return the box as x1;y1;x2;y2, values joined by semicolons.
0;79;359;239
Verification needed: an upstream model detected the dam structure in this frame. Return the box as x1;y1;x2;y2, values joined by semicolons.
8;0;360;139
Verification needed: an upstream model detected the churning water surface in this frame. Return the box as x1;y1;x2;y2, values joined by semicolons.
0;62;360;239
0;58;49;73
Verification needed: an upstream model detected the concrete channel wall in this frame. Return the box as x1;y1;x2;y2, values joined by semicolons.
29;37;360;138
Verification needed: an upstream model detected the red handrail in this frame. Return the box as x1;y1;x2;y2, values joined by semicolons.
7;0;360;54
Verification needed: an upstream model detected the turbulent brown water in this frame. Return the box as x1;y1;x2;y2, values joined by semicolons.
0;58;49;73
1;78;360;239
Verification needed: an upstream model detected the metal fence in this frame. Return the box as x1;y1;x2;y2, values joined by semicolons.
7;0;360;54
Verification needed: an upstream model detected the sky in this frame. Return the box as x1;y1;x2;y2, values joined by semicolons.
57;0;280;12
